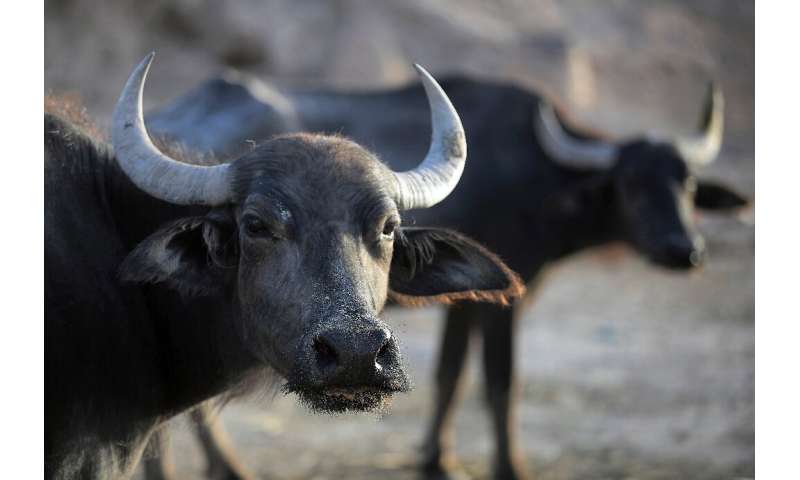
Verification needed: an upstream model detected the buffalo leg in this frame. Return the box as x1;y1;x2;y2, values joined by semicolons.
190;403;256;480
481;305;527;480
141;428;177;480
421;304;476;478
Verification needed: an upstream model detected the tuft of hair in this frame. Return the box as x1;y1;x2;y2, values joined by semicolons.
388;280;525;308
45;93;221;168
150;136;222;167
45;93;105;140
280;383;397;416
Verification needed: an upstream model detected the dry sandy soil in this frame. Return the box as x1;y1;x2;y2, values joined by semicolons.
45;1;754;478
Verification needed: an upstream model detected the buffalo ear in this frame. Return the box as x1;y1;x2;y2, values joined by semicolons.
389;227;524;306
694;180;750;210
119;209;238;296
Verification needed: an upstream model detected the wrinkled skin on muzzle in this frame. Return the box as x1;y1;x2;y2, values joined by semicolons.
233;200;411;412
221;140;412;413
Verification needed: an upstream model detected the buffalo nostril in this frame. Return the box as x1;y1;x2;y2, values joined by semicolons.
313;336;338;371
312;326;397;382
375;340;391;370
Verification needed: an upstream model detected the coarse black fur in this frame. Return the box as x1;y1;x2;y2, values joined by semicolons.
45;94;523;480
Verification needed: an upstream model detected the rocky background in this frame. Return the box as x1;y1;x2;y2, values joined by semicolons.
45;1;754;478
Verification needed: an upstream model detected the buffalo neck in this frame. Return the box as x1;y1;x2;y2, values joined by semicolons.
475;166;624;282
46;113;264;478
100;152;263;417
537;170;623;262
142;286;264;418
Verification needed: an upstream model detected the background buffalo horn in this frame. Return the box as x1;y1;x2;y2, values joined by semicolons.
392;64;468;210
675;81;724;167
112;53;232;206
533;101;618;170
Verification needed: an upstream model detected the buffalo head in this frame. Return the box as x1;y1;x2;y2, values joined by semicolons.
535;83;748;269
115;54;523;412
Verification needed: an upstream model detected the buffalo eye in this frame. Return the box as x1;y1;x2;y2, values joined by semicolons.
381;216;400;241
242;215;272;238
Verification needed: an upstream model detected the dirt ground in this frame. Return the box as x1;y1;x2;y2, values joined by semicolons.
45;1;754;478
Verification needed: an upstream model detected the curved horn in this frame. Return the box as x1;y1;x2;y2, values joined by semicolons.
533;101;617;170
112;53;232;206
391;64;467;210
675;81;724;167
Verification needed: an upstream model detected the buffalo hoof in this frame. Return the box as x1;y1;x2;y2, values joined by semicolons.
206;463;257;480
421;465;470;480
420;452;470;480
492;459;532;480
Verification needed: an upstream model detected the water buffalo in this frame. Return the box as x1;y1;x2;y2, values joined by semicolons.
145;72;749;479
44;55;524;480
